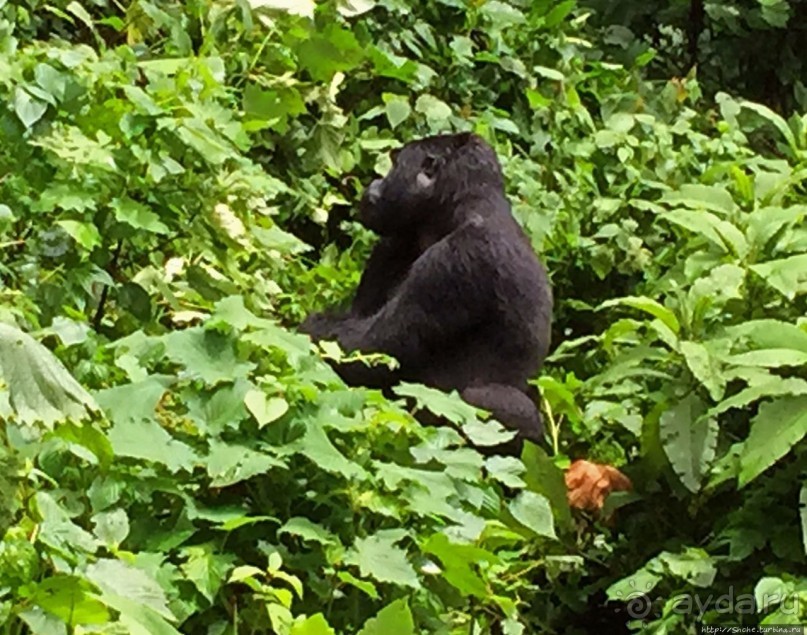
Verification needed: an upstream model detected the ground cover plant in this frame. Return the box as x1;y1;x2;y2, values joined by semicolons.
0;0;805;633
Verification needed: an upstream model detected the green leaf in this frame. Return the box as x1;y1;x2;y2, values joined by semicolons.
112;197;169;234
336;571;379;599
346;532;419;588
598;296;680;334
544;0;575;26
244;389;289;428
741;101;798;154
726;349;807;368
739;396;807;487
680;341;726;401
92;508;130;548
107;418;197;473
663;209;748;256
290;614;335;635
750;254;807;299
414;94;452;121
357;599;415;635
383;94;411;129
279;517;338;546
13;87;48;128
521;443;574;533
297;25;364;82
727;319;807;354
163;328;255;385
508;491;557;539
422;533;499;597
394;383;478;424
485;456;526;488
0;323;98;427
660;394;717;493
56;220;101;250
205;441;284;487
29;576;109;626
180;545;234;603
86;558;174;620
662;184;736;215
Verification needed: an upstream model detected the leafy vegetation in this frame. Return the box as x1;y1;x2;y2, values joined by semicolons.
0;0;805;633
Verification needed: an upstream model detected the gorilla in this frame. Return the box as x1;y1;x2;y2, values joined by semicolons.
301;132;553;453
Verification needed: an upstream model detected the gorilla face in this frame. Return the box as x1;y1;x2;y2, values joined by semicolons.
359;133;480;236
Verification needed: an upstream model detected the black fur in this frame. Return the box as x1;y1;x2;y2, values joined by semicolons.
301;133;553;452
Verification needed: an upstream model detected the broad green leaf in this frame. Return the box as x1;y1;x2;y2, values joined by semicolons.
521;443;574;533
544;0;575;26
180;545;234;603
279;517;338;546
294;422;366;479
726;319;807;354
86;558;174;620
598;296;680;334
205;441;284;487
480;1;526;29
485;456;526;488
533;65;565;81
163;328;255;385
383;94;411;129
107;418;197;473
244;389;289;428
662;184;736;215
296;25;364;82
660;394;717;493
711;377;807;415
680;341;725;401
739;396;807;487
337;571;379;599
741;101;798;154
28;576;109;626
414;94;452;121
658;549;716;587
606;566;662;602
112;197;169;234
96;593;180;635
746;205;806;250
346;532;419;588
290;614;335;635
726;349;807;368
394;383;479;424
56;219;101;250
750;254;807;299
92;509;129;548
0;323;98;427
422;533;499;597
357;599;415;635
509;491;557;539
664;209;748;257
14;87;48;128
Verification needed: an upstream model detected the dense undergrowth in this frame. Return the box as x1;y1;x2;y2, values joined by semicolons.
0;0;805;633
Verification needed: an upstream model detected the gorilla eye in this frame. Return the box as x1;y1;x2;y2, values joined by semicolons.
421;154;438;177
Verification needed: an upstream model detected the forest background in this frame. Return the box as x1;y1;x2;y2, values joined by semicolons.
0;0;806;633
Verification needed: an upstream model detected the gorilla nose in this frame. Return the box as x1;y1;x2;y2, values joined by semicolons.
365;179;383;206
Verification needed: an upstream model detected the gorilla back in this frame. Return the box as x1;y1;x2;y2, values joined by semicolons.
301;133;553;452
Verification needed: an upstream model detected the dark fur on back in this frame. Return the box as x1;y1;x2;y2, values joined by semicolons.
301;133;553;453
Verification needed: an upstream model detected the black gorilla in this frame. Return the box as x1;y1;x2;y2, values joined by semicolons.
301;132;553;452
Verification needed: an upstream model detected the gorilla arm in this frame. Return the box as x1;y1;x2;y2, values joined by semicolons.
300;235;417;340
336;218;492;369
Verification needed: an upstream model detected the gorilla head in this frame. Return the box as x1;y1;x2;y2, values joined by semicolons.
359;132;506;236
